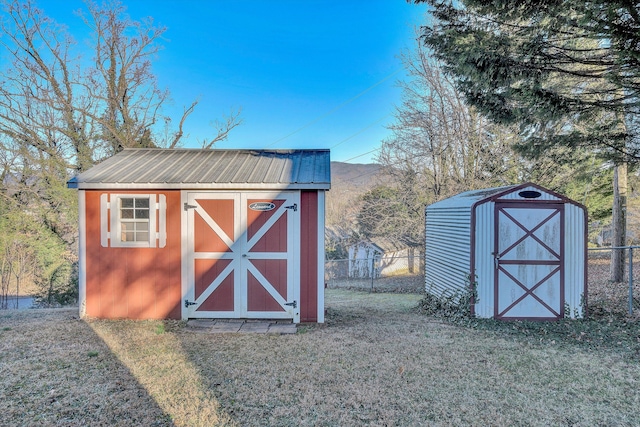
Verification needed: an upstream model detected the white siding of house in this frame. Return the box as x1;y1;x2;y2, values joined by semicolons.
348;245;378;278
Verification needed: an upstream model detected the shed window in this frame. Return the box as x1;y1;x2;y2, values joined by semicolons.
100;193;166;248
120;197;150;242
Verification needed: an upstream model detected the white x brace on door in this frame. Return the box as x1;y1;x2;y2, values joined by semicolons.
185;192;300;322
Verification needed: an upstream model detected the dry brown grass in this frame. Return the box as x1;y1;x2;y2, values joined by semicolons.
0;309;175;426
327;274;424;293
2;290;640;426
588;256;640;318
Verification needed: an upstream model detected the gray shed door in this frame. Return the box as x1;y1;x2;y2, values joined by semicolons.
494;202;564;319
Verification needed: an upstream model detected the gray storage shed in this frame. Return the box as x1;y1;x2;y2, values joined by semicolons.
425;183;587;320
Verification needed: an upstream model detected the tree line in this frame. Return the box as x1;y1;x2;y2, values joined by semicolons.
351;1;638;282
0;0;241;306
2;0;637;304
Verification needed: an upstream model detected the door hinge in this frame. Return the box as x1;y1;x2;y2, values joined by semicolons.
284;300;297;309
284;203;297;212
184;202;198;211
184;299;197;308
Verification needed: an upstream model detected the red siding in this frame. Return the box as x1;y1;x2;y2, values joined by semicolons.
84;190;182;319
195;258;234;311
195;199;234;252
300;191;319;322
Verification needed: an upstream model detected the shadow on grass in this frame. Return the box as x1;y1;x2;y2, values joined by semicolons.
168;289;428;426
0;308;176;426
5;290;406;427
170;288;640;426
85;316;237;427
324;306;368;327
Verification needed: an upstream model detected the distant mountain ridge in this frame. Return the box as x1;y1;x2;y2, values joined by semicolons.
326;162;383;243
330;161;382;187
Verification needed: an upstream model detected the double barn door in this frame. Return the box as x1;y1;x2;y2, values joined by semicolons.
185;192;300;322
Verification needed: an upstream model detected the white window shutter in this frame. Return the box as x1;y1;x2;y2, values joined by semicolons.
149;195;157;248
158;194;167;248
110;194;119;247
100;194;110;247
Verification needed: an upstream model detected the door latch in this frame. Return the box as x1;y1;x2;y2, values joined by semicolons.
284;300;297;309
284;203;297;212
184;299;197;308
184;203;198;211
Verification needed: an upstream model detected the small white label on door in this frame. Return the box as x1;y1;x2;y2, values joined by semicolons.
248;202;276;211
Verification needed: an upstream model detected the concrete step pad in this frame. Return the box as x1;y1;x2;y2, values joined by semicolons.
186;319;297;334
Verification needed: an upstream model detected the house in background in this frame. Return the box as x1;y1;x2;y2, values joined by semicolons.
348;239;421;279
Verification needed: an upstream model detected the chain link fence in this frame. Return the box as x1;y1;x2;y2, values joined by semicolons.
325;255;424;293
587;246;640;317
326;248;640;317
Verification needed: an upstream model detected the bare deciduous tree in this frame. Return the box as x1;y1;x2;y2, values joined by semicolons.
0;255;11;310
379;36;515;203
80;0;170;154
0;0;242;304
357;36;519;249
10;239;35;308
0;0;243;171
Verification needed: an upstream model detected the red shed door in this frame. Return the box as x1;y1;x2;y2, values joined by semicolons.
185;192;300;322
494;202;564;320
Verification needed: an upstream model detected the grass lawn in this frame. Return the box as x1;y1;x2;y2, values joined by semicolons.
2;288;640;426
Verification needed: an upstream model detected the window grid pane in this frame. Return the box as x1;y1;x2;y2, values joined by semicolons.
120;197;151;243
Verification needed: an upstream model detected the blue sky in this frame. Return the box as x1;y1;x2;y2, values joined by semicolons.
35;1;427;164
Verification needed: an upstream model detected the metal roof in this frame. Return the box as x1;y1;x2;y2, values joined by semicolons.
426;185;517;210
67;148;331;190
425;183;577;211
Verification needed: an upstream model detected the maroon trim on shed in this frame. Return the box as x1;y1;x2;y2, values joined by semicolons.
469;183;588;320
300;190;319;322
483;182;578;205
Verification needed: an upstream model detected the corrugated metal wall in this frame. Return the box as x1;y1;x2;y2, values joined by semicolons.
424;206;472;298
564;203;587;317
473;201;495;317
498;185;561;201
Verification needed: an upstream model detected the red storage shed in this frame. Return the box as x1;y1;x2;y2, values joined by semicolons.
67;148;330;323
